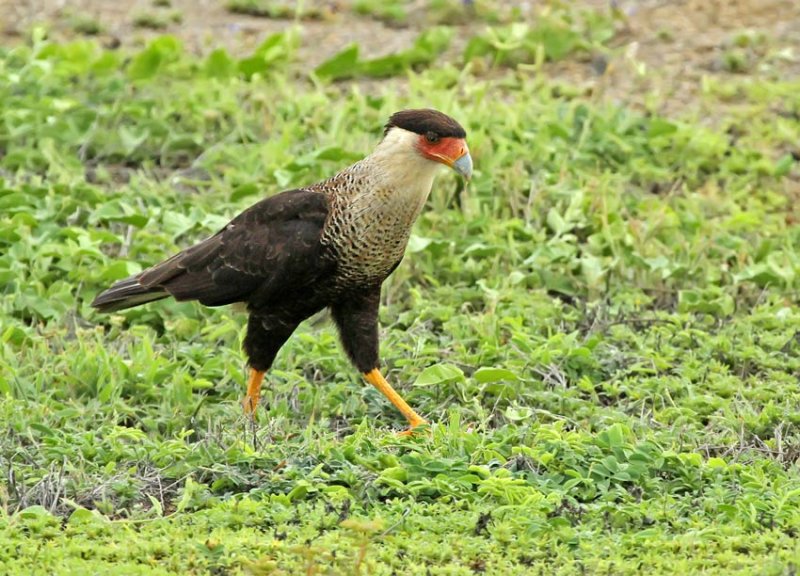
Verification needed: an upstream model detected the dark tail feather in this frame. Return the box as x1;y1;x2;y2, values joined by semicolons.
91;276;169;312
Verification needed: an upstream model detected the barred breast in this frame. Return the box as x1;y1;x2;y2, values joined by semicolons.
312;159;434;289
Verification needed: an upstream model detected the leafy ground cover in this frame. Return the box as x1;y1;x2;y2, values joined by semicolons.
2;1;800;574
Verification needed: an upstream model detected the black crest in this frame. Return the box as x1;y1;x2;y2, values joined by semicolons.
384;109;466;139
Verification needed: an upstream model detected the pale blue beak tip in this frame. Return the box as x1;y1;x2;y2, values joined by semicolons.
453;153;473;180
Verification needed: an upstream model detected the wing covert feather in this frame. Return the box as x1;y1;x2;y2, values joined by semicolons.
138;189;330;306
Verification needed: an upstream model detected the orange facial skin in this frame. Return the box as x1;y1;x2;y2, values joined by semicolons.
417;135;470;168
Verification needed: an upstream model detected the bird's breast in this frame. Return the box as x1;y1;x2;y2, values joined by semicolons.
324;218;410;286
316;163;435;288
321;195;416;287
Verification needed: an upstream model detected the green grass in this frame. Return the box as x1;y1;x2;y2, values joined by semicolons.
352;0;409;26
225;0;327;21
2;5;800;574
132;10;182;30
68;14;104;37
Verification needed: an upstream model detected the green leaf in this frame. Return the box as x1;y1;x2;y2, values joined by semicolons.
678;289;735;315
128;47;162;80
474;367;519;383
176;477;198;513
532;23;579;61
100;261;143;281
413;363;465;387
504;407;533;421
361;27;452;78
463;36;493;62
773;153;794;177
581;255;605;288
2;325;29;347
92;201;149;228
18;506;53;519
146;495;164;517
204;48;236;78
68;508;104;525
254;30;296;63
236;31;295;79
598;424;628;449
315;146;362;163
287;480;314;502
647;118;678;138
128;37;182;80
238;55;269;80
407;235;433;253
378;467;408;484
118;126;149;155
546;208;569;235
315;44;359;80
231;183;260;202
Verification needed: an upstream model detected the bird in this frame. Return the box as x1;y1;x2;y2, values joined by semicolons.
91;108;472;434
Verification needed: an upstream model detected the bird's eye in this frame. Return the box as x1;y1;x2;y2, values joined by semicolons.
425;131;440;144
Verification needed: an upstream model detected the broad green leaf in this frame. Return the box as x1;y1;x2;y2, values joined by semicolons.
68;508;104;525
315;44;359;80
474;367;519;383
17;506;54;519
413;363;464;387
504;407;532;421
127;37;181;80
546;208;569;235
231;183;260;202
238;55;269;80
647;118;678;138
100;261;143;281
204;48;236;78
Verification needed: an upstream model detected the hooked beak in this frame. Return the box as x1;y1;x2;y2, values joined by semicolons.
423;136;473;180
451;152;473;180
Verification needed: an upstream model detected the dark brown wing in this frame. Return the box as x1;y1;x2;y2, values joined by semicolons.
92;189;331;312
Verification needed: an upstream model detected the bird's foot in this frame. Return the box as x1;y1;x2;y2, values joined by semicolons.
242;395;259;416
396;419;429;437
364;369;430;436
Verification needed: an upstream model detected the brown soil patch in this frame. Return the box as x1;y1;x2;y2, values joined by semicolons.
558;0;800;116
2;0;798;116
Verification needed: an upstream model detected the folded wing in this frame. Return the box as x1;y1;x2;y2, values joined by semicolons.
91;189;330;312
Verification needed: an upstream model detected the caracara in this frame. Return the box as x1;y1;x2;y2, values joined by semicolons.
92;109;472;433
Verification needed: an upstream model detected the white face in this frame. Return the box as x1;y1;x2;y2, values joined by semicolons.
370;127;443;185
376;124;472;181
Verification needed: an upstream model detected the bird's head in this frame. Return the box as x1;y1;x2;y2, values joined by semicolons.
381;109;472;180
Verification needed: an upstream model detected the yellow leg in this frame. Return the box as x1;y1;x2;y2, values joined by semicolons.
363;368;428;433
243;368;265;415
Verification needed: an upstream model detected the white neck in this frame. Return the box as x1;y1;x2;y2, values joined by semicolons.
356;128;442;224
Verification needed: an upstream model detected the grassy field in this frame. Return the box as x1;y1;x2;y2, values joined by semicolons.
2;2;800;574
